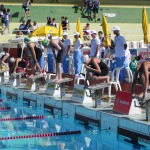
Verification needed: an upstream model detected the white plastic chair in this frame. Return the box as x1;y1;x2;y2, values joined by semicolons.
108;67;122;96
76;64;86;84
125;67;133;83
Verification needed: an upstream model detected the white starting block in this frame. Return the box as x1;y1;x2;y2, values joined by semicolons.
45;78;73;98
9;72;24;87
88;84;111;107
0;70;9;84
146;99;150;121
26;75;46;91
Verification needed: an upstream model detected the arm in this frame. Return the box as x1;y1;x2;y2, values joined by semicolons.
85;64;101;73
85;58;101;73
49;40;61;50
13;58;22;73
80;44;84;49
28;43;37;62
94;44;100;57
124;44;127;50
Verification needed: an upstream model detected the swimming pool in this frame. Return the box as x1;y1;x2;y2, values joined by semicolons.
0;94;150;150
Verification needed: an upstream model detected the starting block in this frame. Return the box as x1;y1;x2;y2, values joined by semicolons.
45;78;73;98
71;84;93;104
26;75;46;91
0;70;9;84
146;99;150;121
88;84;111;107
9;72;24;87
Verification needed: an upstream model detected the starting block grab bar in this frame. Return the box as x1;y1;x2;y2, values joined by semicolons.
9;72;25;87
26;75;47;91
45;78;73;98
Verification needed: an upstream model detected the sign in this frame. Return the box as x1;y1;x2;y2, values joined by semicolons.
113;91;141;115
45;80;60;97
71;84;93;104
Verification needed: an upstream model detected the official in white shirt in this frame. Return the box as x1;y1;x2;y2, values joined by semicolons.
73;32;83;76
62;32;71;74
90;30;100;58
112;26;127;82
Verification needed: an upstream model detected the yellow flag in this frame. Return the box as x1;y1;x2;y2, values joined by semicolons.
142;8;149;44
101;14;111;46
59;22;63;38
76;18;83;40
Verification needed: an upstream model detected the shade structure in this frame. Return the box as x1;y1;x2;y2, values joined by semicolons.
142;8;149;44
76;18;83;40
59;22;63;37
101;14;111;47
29;26;59;37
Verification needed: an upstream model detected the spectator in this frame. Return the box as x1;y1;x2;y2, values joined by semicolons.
19;20;26;32
86;0;93;20
62;32;71;74
24;19;34;34
93;0;100;22
65;17;70;30
83;23;90;41
50;18;57;27
112;26;127;82
98;31;105;58
90;30;100;58
33;21;39;30
73;32;83;77
61;16;67;31
2;8;12;33
46;17;51;26
0;4;5;18
22;0;31;17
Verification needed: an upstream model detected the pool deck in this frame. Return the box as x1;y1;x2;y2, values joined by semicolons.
0;81;150;144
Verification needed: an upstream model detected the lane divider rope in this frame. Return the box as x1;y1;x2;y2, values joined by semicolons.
0;130;81;140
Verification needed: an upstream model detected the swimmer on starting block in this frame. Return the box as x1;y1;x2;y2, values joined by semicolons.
43;34;67;82
131;61;150;105
84;58;110;86
9;57;27;74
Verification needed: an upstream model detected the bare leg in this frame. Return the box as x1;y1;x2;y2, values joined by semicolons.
57;63;62;80
142;64;149;100
131;70;139;96
92;75;110;83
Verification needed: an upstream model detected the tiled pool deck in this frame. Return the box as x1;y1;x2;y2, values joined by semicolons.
0;82;150;144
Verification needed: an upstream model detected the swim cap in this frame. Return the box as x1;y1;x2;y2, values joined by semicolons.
129;60;138;71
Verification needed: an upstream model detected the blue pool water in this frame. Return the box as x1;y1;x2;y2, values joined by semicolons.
0;94;149;150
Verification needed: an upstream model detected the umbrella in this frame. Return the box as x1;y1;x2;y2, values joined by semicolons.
58;22;63;38
76;18;83;40
29;26;59;37
101;14;111;47
142;8;149;44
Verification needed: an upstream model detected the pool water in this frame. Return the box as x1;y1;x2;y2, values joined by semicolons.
0;95;149;150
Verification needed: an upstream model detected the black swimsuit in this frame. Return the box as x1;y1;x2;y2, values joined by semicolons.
91;60;109;76
27;45;42;62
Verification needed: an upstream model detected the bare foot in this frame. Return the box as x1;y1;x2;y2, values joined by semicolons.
29;74;34;78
